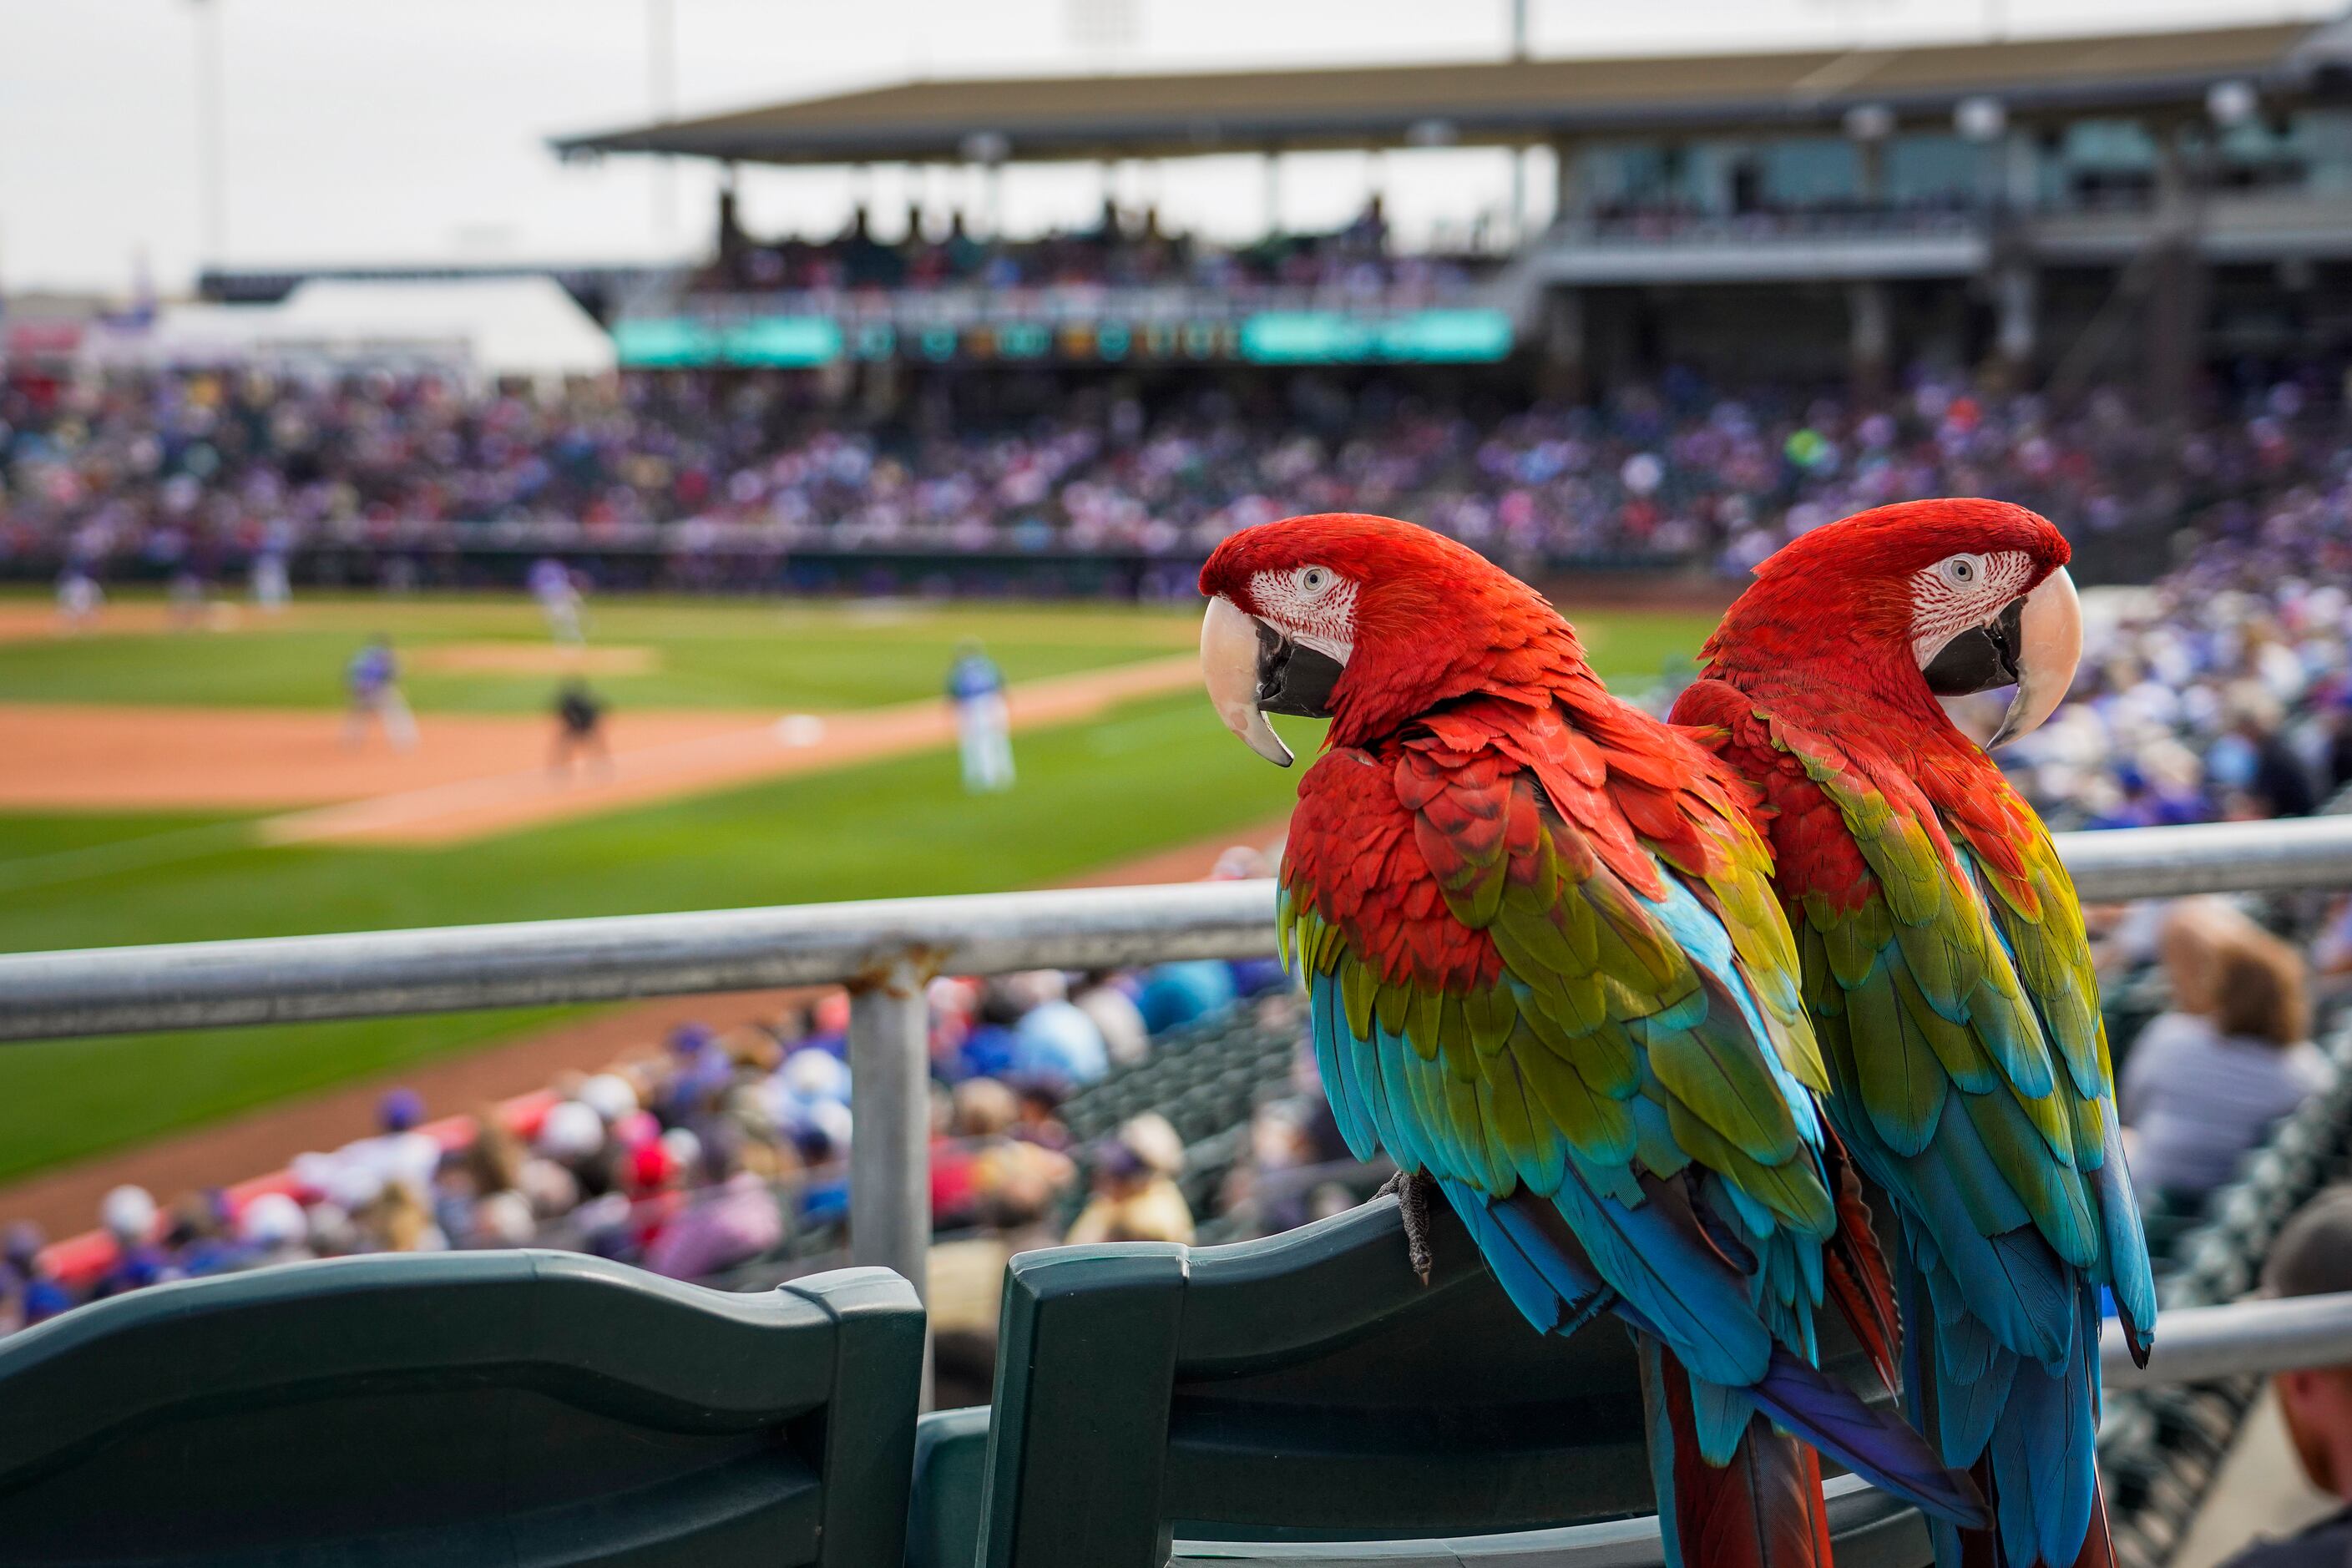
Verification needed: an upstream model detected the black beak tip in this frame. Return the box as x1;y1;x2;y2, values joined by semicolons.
1257;635;1344;721
1923;599;2027;700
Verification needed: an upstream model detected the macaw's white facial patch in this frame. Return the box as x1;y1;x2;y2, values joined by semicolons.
1250;564;1358;665
1908;549;2037;669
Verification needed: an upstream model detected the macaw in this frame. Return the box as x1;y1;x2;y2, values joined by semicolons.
1670;498;2158;1568
1199;513;1985;1568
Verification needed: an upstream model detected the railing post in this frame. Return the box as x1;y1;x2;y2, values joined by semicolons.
847;954;936;1407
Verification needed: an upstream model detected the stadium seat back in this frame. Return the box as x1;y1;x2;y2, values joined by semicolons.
0;1252;923;1567
968;1197;1925;1568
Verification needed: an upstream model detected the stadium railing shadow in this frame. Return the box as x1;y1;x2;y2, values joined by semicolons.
0;1250;923;1567
908;1194;1929;1568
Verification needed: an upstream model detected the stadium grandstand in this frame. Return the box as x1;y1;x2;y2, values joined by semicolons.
5;17;2352;603
556;18;2352;401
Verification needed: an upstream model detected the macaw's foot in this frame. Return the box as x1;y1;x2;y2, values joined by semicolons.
1377;1168;1434;1286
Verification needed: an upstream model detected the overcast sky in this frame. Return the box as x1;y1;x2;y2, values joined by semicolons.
0;0;2329;295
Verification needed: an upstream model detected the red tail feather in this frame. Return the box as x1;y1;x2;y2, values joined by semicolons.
2069;1485;2118;1568
1660;1347;1834;1568
1956;1454;2119;1568
1960;1459;2002;1568
1821;1132;1902;1393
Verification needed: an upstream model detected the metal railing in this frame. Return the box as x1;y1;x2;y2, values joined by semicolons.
2104;1291;2352;1388
7;813;2352;1356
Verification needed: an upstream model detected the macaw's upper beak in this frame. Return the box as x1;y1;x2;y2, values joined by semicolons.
1921;566;2082;752
1199;594;1345;767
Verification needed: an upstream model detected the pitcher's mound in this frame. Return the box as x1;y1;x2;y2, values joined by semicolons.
410;643;660;675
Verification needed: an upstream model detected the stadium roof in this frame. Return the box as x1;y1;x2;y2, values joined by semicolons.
554;19;2349;167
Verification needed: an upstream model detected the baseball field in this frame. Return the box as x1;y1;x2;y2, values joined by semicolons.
0;590;1715;1191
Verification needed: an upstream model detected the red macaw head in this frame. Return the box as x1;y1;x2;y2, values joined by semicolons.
1707;497;2081;749
1196;512;1561;765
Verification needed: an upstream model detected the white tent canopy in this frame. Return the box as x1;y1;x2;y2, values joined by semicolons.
81;276;615;380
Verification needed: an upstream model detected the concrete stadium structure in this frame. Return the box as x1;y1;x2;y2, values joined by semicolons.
552;18;2352;406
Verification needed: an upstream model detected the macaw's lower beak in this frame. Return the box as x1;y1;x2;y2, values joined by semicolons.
1921;566;2082;751
1199;595;1344;767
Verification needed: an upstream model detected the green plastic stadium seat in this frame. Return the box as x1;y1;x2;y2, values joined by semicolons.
967;1196;1927;1568
909;1407;994;1568
0;1250;924;1567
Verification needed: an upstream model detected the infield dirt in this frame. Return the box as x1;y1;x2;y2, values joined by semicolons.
3;652;1202;844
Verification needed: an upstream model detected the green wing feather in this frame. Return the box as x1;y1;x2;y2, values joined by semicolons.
1281;712;1835;1243
1762;721;2105;1272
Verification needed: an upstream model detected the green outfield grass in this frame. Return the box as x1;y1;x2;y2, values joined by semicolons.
0;692;1308;1178
0;594;1717;716
0;597;1199;713
0;598;1716;1184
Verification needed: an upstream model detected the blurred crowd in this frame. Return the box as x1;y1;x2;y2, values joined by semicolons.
0;871;1291;1337
697;198;1476;300
2003;413;2352;832
6;367;2345;580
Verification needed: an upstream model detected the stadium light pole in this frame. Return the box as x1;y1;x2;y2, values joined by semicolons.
647;0;677;243
189;0;227;269
1508;0;1530;244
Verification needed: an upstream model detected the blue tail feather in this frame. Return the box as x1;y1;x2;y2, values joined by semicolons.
1446;1181;1984;1533
1902;1227;2105;1568
1748;1348;1989;1529
2095;1115;2158;1362
1441;1181;1571;1332
1540;1166;1771;1387
1636;1337;1689;1568
1688;1373;1753;1465
1311;983;1377;1161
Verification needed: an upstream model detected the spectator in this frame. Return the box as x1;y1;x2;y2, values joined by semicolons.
1012;995;1110;1086
1066;1113;1195;1247
1008;1076;1072;1153
643;1150;784;1280
1136;960;1237;1035
2218;1187;2352;1568
0;850;1296;1329
1072;973;1150;1068
2122;903;2334;1203
89;1186;164;1300
238;1192;313;1267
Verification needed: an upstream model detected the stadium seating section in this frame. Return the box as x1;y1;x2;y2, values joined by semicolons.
2100;1019;2352;1568
4;981;2348;1566
6;939;2348;1565
0;1253;923;1565
0;1194;1929;1568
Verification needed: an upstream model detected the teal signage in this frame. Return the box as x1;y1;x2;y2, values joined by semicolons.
1237;309;1515;364
613;316;843;368
612;306;1513;367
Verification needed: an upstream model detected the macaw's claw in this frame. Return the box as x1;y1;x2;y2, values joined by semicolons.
1378;1168;1434;1285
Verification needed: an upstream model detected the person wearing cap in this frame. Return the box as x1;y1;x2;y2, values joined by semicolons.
90;1185;166;1300
946;640;1014;793
1065;1113;1193;1247
2223;1187;2352;1568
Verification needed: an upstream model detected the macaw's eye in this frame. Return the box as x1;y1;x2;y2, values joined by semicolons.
1940;554;1984;588
1298;566;1335;596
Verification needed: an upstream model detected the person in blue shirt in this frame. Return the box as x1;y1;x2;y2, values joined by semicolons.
947;640;1014;792
342;635;418;751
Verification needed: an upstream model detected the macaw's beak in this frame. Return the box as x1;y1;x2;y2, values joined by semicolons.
1199;595;1345;767
1921;566;2082;751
